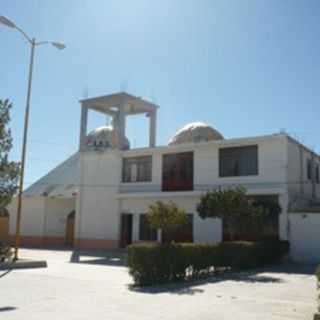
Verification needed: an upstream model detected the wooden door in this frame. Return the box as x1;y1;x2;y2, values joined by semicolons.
162;152;194;191
120;214;133;248
65;211;75;247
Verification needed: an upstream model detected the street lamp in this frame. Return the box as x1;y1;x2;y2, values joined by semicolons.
0;15;65;260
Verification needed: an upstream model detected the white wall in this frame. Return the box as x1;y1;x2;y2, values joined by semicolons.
287;138;320;204
117;135;288;243
194;135;287;188
76;151;121;241
290;213;320;263
120;134;288;193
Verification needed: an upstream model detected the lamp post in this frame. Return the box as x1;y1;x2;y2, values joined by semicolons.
0;15;65;260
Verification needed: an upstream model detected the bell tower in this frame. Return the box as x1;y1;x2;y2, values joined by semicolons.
78;92;159;151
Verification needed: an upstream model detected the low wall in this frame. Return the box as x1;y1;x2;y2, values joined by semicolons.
289;213;320;263
315;267;320;320
0;216;9;242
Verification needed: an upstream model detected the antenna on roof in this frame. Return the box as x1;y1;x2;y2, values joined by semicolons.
82;86;89;99
120;80;128;93
150;87;157;104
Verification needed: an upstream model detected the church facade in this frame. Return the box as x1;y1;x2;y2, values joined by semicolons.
7;92;320;251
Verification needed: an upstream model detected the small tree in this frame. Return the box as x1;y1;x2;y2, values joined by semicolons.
147;201;187;244
0;99;19;213
196;187;265;241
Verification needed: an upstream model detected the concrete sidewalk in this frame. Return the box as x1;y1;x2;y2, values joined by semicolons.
0;248;316;320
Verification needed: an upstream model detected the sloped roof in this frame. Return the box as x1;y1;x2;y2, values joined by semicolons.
24;153;79;198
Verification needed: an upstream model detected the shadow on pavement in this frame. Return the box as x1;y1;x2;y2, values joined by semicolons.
127;264;304;295
260;263;317;276
0;306;17;312
0;269;12;278
70;249;127;267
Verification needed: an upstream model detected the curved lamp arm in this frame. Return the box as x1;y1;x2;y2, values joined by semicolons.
0;16;65;49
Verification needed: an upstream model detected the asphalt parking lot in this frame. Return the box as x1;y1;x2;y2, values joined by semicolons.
0;248;316;320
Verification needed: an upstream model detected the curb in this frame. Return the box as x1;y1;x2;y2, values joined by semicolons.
0;259;47;270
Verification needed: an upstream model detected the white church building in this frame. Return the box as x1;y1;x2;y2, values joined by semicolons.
7;92;320;261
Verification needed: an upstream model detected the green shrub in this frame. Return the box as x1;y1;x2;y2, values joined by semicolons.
316;265;320;282
128;240;289;286
219;241;259;269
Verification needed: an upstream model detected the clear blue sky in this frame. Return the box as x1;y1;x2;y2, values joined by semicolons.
1;0;320;187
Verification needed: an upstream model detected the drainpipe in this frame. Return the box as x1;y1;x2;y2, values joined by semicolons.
299;144;304;197
312;153;316;200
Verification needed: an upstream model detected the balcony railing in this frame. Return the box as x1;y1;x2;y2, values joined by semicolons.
119;182;286;194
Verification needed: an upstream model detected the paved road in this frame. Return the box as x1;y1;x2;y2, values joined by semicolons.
0;248;317;320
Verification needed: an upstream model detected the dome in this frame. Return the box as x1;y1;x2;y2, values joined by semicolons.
85;125;130;150
168;122;223;146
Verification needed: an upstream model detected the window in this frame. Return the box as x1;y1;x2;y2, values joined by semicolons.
307;159;312;180
122;156;152;183
219;145;258;177
223;195;279;241
316;164;320;184
139;214;157;241
162;152;193;191
162;214;193;243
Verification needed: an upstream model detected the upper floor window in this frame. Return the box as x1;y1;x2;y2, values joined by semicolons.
162;152;193;191
219;145;258;177
316;165;320;184
307;159;312;180
122;156;152;183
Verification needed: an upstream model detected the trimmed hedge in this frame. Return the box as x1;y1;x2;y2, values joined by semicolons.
128;240;289;286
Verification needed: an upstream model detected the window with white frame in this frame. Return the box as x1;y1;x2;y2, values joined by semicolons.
122;156;152;183
307;159;312;180
315;164;320;184
219;145;258;177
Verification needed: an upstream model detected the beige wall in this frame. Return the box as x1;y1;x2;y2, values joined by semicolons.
43;198;75;237
7;196;75;246
8;197;46;237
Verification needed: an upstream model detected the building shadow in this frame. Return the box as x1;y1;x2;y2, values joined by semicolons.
70;249;127;267
0;306;17;312
259;262;317;276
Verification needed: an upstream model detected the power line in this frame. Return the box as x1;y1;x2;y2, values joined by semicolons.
10;156;66;163
13;137;76;150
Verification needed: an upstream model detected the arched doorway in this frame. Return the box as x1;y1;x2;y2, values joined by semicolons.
0;208;9;242
65;210;75;247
